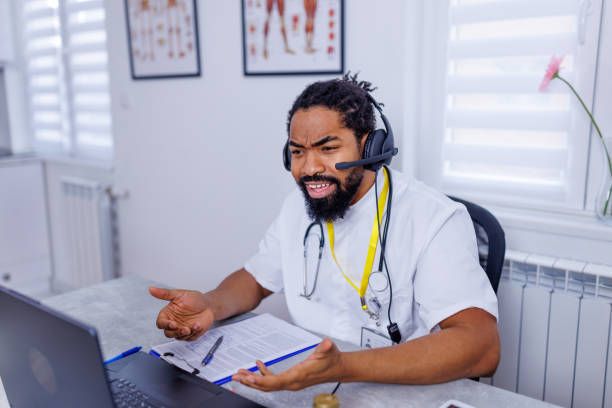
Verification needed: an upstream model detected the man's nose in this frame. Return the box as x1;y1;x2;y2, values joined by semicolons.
302;151;325;176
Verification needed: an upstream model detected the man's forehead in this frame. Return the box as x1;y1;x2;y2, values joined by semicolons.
289;106;350;144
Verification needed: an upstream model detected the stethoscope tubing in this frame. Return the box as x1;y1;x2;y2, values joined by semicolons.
301;220;324;299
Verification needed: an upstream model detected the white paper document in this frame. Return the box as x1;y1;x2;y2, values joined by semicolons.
151;314;321;384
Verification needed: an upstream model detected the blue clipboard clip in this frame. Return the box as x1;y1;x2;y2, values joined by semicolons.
213;342;319;386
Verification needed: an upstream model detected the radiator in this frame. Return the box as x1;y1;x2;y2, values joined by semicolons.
60;176;118;289
488;249;612;408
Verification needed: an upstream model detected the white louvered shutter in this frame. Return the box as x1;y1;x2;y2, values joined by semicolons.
431;0;602;209
61;0;112;156
21;0;69;152
19;0;113;158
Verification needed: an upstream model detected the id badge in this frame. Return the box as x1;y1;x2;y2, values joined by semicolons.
360;327;393;349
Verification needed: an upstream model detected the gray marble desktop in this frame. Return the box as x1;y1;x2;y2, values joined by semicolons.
1;276;559;408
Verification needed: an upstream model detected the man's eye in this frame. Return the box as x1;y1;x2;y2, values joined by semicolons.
291;150;302;156
322;146;338;151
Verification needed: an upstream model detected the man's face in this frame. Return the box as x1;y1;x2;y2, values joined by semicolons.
288;106;366;221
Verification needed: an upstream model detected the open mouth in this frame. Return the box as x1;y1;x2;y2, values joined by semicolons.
304;182;336;199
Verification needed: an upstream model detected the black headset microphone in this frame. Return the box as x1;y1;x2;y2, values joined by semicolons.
283;94;402;344
334;151;396;170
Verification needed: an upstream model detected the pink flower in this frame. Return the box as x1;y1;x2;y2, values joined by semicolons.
539;56;564;92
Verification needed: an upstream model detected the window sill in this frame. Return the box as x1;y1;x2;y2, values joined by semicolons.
39;153;114;171
0;152;41;167
479;200;612;265
489;202;612;241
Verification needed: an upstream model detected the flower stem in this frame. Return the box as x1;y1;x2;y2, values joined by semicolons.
557;74;612;216
605;183;612;215
557;75;612;174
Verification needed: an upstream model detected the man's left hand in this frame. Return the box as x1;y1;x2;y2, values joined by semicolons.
231;338;343;392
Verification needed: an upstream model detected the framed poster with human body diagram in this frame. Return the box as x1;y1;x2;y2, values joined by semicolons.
125;0;201;79
242;0;344;75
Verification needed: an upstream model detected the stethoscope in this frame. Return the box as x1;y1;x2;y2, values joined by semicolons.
300;219;389;322
298;166;401;343
301;220;324;300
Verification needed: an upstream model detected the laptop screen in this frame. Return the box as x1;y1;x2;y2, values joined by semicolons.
0;285;115;408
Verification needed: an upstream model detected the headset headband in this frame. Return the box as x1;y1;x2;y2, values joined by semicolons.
334;92;398;171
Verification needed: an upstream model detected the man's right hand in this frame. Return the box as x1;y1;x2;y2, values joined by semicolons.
149;287;215;341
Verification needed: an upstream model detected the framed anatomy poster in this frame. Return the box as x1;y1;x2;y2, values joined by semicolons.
241;0;344;76
124;0;201;79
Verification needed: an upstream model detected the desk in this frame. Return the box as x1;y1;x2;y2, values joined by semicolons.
0;276;559;408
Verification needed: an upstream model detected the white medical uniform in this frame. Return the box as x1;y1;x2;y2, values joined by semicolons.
245;169;498;346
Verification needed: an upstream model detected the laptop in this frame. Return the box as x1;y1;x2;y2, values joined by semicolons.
0;285;264;408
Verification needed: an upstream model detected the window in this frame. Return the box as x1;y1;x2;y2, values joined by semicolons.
19;0;113;159
420;0;603;211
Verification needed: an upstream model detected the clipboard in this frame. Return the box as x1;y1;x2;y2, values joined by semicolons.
149;313;322;385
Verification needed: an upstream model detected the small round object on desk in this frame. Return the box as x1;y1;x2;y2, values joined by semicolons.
313;393;339;408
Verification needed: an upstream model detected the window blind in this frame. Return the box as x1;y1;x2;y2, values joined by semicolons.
438;0;601;209
21;0;68;150
19;0;113;158
62;0;112;154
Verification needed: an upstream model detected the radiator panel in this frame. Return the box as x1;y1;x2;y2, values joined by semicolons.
494;253;612;408
605;325;612;408
494;279;523;391
544;292;580;407
60;177;114;289
572;299;610;408
517;286;550;400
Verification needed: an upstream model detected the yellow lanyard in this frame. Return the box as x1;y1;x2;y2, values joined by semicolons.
326;167;389;311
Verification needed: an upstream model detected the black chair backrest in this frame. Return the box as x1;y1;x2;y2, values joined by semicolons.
448;196;506;293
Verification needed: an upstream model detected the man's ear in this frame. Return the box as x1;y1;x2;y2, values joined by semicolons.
359;133;369;157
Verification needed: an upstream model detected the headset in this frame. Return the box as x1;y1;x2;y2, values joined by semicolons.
284;92;402;344
282;93;398;172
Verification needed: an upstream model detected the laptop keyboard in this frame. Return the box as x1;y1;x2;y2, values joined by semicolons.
110;378;166;408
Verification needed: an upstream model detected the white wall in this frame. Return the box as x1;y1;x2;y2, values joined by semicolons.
104;1;412;315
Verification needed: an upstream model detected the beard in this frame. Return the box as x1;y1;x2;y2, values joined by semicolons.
298;166;365;222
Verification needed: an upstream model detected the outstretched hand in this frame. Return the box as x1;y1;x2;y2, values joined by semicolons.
231;338;344;391
149;286;215;341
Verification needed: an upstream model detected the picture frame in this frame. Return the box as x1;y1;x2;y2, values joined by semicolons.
124;0;201;80
241;0;345;76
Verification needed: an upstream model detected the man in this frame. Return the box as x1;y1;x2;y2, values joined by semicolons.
150;74;500;391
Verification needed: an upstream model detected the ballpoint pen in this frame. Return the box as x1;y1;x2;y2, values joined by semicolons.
104;346;142;364
202;336;223;366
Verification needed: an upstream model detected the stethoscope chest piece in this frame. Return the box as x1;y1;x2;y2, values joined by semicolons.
369;270;389;292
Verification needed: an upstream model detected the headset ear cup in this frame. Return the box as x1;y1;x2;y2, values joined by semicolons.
363;129;387;171
283;141;291;171
382;131;395;166
362;132;375;160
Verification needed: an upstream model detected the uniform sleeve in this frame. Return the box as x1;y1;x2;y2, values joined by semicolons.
244;214;284;293
414;206;498;332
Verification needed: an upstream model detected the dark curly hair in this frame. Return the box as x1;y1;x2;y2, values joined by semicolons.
286;72;378;142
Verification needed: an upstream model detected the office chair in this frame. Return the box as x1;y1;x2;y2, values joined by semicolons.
448;196;505;383
448;196;506;294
